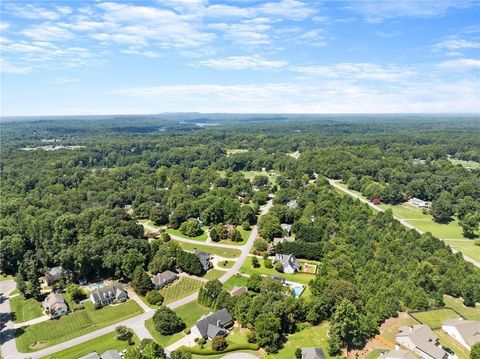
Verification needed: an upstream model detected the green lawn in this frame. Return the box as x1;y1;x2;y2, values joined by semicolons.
0;274;13;281
217;260;235;269
42;332;139;359
191;351;260;359
10;295;44;323
189;325;258;355
444;239;480;262
219;227;250;246
204;269;227;280
275;323;330;359
365;349;388;359
166;226;209;242
160;277;204;304
175;240;241;258
238;227;252;242
16;300;143;352
240;256;315;286
222;274;250;292
379;203;428;220
410;309;460;329
444;295;480;321
145;302;210;347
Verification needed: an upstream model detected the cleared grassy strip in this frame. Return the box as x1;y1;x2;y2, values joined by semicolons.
443;240;480;262
175;240;241;258
160;277;204;304
0;274;13;281
10;295;44;323
42;332;139;359
240;257;315;285
191;351;260;359
16;301;143;353
166;227;209;242
276;323;331;359
204;269;226;280
379;203;428;220
410;309;459;329
443;295;480;321
448;158;480;169
222;274;249;292
145;302;210;347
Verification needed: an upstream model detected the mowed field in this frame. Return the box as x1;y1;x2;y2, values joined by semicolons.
275;323;330;359
160;277;204;304
410;308;460;329
10;295;44;323
175;240;241;258
16;301;143;352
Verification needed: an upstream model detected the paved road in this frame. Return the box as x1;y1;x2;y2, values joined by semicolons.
1;199;274;359
328;179;480;268
0;280;16;359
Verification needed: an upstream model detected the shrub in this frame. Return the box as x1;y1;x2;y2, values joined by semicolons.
211;336;228;351
94;302;103;310
184;327;191;335
264;258;273;269
274;261;283;272
242;221;251;231
254;239;268;252
295;348;302;359
247;330;257;343
251;257;260;268
146;290;164;306
197;338;206;345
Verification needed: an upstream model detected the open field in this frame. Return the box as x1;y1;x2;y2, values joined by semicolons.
443;295;480;321
240;256;315;286
16;300;143;352
205;269;226;280
166;226;209;242
160;277;204;304
275;323;330;359
379;203;428;220
410;309;460;329
175;240;241;258
42;332;139;359
222;274;250;292
145;302;210;347
448;158;480;169
226;149;249;155
444;239;480;262
10;295;44;323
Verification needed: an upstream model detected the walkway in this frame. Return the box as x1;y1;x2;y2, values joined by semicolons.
12;315;50;329
328;179;480;268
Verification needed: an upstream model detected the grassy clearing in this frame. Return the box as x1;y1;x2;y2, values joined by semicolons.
205;269;227;280
145;302;210;347
226;149;249;155
435;330;470;359
410;309;460;329
448;158;480;169
240;256;315;286
443;295;480;321
160;277;204;304
379;203;428;220
166;226;209;242
175;240;241;258
275;323;330;359
42;332;139;359
16;300;143;352
10;295;44;323
444;239;480;262
222;274;249;292
365;349;388;359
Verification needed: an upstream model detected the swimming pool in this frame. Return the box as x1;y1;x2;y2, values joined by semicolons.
292;286;304;297
88;282;106;291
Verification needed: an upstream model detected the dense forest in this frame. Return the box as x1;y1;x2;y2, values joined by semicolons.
1;115;479;354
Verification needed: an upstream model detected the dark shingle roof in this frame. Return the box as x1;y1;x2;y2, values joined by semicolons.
302;347;326;359
195;308;233;338
101;350;122;359
151;270;178;287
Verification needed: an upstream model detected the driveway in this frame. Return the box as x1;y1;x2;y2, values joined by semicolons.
165;332;197;354
221;353;258;359
0;280;17;359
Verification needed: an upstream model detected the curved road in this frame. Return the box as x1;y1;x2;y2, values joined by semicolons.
0;198;273;359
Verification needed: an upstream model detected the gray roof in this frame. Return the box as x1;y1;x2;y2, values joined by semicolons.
207;323;227;338
443;319;480;347
151;270;178;287
44;292;65;308
101;350;122;359
275;253;300;270
91;284;126;303
302;347;325;359
79;353;101;359
45;266;63;282
397;325;448;359
194;308;233;338
381;349;417;359
230;286;248;296
271;274;285;282
194;250;212;270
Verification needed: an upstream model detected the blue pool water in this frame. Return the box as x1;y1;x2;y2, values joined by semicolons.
292;286;303;297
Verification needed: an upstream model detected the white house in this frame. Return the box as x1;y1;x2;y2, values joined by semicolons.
396;325;450;359
43;292;68;319
274;253;300;274
442;319;480;350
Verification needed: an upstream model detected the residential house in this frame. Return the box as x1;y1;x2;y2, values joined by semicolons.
230;286;248;296
275;253;301;274
301;347;326;359
43;291;68;319
194;250;212;272
79;353;101;359
413;159;426;165
45;266;63;286
101;350;122;359
442;319;480;350
151;270;178;290
90;284;127;306
286;200;298;208
273;236;295;245
123;204;132;211
408;198;431;208
396;325;450;359
281;223;292;236
380;349;417;359
191;308;234;340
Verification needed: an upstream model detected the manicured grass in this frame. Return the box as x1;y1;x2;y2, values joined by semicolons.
145;302;210;347
189;325;258;355
0;274;13;281
240;256;315;285
205;269;227;280
160;277;204;304
435;330;470;359
275;322;331;359
222;274;249;292
379;203;428;220
443;295;480;321
16;300;143;352
238;227;252;242
218;260;235;269
42;332;139;359
10;295;44;323
166;226;209;242
410;309;460;329
365;349;388;359
444;239;480;262
407;219;469;240
175;240;241;258
191;350;260;359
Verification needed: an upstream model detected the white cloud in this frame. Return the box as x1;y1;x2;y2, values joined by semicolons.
433;37;480;51
438;58;480;70
53;78;79;84
0;59;32;74
121;48;160;58
256;0;317;21
22;23;74;41
194;55;287;70
291;63;414;81
91;33;147;46
209;22;271;45
203;4;251;18
0;23;10;31
7;4;63;20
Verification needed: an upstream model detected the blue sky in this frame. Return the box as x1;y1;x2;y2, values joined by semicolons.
1;0;479;115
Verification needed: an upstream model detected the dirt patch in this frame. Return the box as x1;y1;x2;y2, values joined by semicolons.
31;341;47;349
